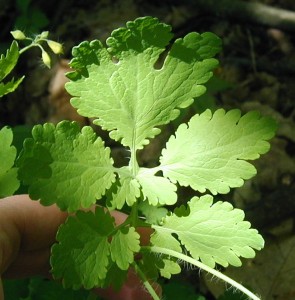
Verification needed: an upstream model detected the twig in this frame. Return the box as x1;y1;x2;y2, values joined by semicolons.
191;0;295;32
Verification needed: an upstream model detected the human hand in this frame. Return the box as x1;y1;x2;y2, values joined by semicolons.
0;195;160;300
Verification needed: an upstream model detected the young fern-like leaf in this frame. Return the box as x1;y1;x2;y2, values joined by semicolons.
66;17;221;150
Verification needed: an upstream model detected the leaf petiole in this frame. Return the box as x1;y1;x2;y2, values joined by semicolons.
147;246;261;300
132;262;161;300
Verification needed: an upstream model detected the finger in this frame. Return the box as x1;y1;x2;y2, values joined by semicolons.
136;226;153;246
3;249;50;279
0;195;67;275
0;195;68;252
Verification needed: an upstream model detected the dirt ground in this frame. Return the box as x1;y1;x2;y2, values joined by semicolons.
1;0;295;299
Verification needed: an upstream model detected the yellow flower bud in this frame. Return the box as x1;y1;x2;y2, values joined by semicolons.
10;30;26;40
47;40;63;54
41;50;51;68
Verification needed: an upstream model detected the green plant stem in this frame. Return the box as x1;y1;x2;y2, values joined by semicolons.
19;44;34;54
132;262;160;300
128;133;139;228
148;246;261;300
129;130;139;176
129;201;138;227
111;219;128;233
19;42;43;55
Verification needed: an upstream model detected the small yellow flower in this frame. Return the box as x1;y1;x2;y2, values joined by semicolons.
10;30;26;40
47;40;64;54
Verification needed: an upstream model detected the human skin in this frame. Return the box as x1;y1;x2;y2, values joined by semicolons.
0;194;158;300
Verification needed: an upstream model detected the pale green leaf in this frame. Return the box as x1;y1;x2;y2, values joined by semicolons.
0;76;24;98
110;227;140;270
152;195;264;268
0;41;19;81
17;121;115;212
109;167;177;209
109;173;141;209
160;259;181;279
138;200;168;225
159;109;277;194
66;16;221;150
0;127;19;197
51;207;115;289
137;168;177;206
150;228;182;254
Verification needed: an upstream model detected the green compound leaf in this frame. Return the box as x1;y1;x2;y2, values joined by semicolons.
66;16;221;150
17;121;115;212
0;76;24;98
0;41;19;81
152;195;264;268
0;127;19;197
159;109;277;194
51;208;115;289
110;227;140;270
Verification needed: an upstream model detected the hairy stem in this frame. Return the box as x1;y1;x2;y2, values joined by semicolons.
132;262;160;300
149;246;261;300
